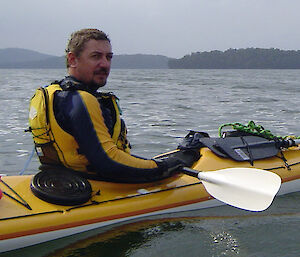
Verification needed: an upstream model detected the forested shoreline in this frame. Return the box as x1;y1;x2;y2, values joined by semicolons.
168;48;300;69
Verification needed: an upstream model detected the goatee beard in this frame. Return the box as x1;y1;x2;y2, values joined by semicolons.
86;80;106;92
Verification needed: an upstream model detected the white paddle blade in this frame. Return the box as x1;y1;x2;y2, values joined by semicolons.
197;168;282;212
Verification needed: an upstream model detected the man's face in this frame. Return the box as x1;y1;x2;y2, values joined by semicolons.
68;39;113;88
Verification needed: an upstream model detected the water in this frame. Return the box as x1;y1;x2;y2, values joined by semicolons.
0;69;299;256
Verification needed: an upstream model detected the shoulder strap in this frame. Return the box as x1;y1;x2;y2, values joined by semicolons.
40;87;50;126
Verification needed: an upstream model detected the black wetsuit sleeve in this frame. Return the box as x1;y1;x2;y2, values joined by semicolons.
54;90;167;182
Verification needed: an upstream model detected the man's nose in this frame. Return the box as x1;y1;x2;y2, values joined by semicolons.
98;56;111;67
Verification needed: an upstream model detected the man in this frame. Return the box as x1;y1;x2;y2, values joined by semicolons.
29;28;197;182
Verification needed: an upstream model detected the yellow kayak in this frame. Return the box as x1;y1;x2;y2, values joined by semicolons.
1;135;300;253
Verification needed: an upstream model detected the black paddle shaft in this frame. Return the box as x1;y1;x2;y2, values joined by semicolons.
182;167;199;178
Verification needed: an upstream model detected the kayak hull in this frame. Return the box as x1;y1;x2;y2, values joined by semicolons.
0;198;223;252
1;146;300;252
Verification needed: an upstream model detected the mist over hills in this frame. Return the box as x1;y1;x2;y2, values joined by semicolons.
1;48;300;69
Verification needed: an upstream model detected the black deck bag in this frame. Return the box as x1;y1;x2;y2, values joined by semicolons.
199;136;279;162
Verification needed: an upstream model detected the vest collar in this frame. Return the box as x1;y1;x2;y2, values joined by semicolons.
59;76;98;94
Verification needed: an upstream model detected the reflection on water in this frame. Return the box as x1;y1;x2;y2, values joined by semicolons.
38;208;299;257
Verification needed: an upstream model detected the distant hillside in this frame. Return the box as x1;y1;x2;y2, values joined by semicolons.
168;48;300;69
0;48;55;65
0;48;169;69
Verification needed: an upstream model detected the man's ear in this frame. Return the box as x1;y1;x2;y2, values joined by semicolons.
67;52;78;68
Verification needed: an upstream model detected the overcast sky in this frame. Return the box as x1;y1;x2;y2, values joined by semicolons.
1;0;299;58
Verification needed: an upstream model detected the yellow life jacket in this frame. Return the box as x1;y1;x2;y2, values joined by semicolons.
28;83;130;172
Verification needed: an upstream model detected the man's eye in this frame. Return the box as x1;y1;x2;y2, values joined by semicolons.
107;54;113;60
92;54;100;59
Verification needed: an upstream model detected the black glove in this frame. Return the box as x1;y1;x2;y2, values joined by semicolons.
154;149;200;179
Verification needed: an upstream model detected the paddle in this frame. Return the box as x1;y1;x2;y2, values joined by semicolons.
182;167;281;212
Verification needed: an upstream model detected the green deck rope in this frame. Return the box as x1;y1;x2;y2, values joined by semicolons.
218;121;300;140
